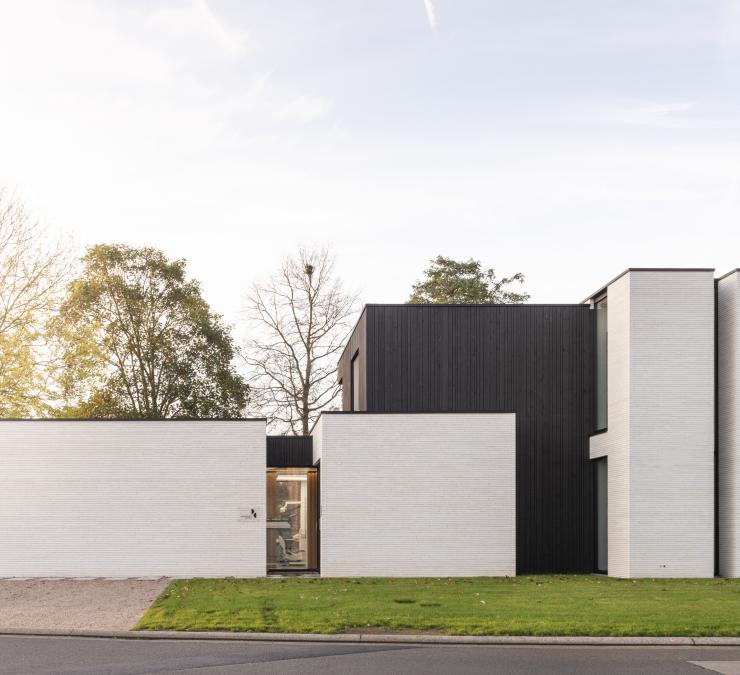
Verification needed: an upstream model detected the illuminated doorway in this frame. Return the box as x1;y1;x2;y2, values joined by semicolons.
266;468;318;571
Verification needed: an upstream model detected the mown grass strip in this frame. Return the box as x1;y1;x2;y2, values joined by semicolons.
135;576;740;637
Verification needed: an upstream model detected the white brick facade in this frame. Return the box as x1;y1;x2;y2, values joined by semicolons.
590;273;631;576
314;413;516;577
591;270;715;578
0;420;266;578
1;267;734;580
718;270;740;578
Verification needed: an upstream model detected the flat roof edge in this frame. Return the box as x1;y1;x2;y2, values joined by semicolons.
582;267;716;304
0;417;268;422
319;410;516;417
363;303;588;308
716;268;740;282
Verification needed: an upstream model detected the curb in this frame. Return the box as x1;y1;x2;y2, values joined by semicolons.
2;630;740;646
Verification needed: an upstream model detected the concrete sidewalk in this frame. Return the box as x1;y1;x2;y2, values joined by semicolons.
0;578;169;632
2;628;740;646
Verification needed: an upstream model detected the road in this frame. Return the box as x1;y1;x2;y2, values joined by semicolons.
1;636;740;674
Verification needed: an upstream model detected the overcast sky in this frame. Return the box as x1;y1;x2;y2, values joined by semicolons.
2;0;740;328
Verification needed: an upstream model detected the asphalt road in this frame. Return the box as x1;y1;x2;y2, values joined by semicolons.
1;636;740;675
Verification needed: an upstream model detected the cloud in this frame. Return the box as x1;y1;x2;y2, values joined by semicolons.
149;0;247;57
605;102;696;128
574;101;732;130
277;95;334;123
720;0;740;48
423;0;437;30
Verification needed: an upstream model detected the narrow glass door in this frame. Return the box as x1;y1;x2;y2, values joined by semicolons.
266;468;318;571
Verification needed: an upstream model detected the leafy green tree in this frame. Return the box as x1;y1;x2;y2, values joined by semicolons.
0;188;71;417
0;327;44;416
408;255;529;304
52;244;248;418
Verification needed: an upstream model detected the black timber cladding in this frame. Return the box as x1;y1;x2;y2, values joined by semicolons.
337;304;596;575
338;307;367;411
266;435;314;467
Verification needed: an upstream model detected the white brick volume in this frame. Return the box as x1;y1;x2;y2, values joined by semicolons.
591;270;715;578
314;412;516;577
0;420;266;578
719;270;740;578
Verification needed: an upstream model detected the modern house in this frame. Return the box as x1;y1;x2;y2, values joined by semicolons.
1;268;739;579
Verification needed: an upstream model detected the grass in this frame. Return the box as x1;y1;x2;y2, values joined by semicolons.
134;575;740;636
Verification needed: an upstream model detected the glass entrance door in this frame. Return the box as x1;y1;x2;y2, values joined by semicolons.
266;468;318;571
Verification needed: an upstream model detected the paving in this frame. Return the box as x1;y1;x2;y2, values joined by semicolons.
2;635;740;674
0;578;169;632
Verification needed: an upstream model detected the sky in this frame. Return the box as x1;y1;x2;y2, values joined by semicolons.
2;0;740;331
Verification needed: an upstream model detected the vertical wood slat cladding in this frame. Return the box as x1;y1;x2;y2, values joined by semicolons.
266;436;314;467
337;308;367;411
341;304;596;574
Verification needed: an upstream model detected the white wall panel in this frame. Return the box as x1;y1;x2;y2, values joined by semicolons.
316;413;516;577
628;271;715;577
0;420;266;578
719;270;740;578
590;273;632;577
591;270;715;578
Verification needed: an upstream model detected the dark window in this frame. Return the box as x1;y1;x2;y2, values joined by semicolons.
351;352;360;411
595;295;608;431
595;458;608;573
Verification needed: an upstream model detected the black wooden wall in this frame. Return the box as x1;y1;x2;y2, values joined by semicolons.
266;435;314;467
337;308;367;411
338;304;596;574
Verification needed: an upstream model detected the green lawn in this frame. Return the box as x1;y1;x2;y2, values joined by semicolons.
135;576;740;636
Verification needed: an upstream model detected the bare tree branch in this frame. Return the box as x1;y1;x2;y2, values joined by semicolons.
244;247;359;435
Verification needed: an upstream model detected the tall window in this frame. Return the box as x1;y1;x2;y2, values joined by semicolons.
266;468;318;571
595;458;608;573
351;351;360;411
595;295;608;431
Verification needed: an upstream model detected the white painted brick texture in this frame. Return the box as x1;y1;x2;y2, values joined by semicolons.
590;273;631;577
316;413;516;577
591;270;715;578
628;271;714;578
718;271;740;578
0;420;266;578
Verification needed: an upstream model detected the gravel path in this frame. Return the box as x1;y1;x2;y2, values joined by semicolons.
0;578;170;631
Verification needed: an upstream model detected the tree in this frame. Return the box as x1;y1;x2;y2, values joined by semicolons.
52;244;248;418
0;188;71;416
245;247;358;435
408;255;529;304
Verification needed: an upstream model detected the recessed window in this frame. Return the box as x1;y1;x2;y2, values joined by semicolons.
595;458;608;573
595;295;608;431
351;351;360;411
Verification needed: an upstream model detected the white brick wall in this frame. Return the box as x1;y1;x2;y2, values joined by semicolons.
590;273;632;577
629;271;715;577
718;271;740;578
591;270;715;578
0;420;266;578
315;413;516;577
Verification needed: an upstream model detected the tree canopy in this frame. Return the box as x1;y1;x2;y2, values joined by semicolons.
52;244;248;418
0;188;71;416
408;255;529;304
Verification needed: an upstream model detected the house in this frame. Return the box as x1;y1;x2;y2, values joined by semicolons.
1;268;739;579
